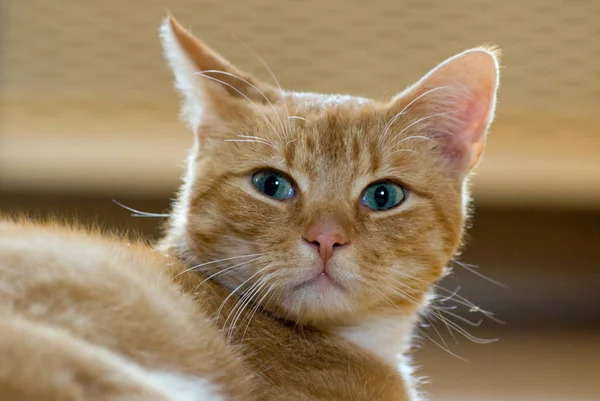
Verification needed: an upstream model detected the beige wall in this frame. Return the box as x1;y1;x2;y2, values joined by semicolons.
1;0;599;206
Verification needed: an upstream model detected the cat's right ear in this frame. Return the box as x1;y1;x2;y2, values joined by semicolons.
160;16;276;135
388;47;500;175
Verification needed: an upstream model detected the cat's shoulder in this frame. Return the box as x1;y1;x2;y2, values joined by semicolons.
0;217;173;287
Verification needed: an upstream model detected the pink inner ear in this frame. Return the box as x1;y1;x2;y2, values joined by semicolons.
436;88;491;171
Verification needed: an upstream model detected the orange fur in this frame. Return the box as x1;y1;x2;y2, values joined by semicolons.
159;15;499;399
0;15;500;401
0;220;253;400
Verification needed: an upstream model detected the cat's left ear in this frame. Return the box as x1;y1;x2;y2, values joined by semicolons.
390;47;500;174
160;16;278;135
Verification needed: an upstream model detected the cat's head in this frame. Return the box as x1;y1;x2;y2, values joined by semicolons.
160;17;499;328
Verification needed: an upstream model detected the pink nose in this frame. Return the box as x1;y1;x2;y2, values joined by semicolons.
303;222;348;264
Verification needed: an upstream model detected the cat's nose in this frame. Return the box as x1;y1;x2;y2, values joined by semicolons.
303;222;348;264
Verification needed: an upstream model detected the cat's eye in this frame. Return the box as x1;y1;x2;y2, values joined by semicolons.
362;181;405;211
252;170;296;200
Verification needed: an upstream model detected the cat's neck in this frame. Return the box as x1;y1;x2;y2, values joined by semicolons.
334;314;418;367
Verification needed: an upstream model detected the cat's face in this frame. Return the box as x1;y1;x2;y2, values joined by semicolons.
161;17;499;327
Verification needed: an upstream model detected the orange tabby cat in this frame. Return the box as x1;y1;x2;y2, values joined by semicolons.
158;15;499;398
0;15;499;401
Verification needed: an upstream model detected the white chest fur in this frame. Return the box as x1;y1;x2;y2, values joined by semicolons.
147;371;225;401
335;316;416;367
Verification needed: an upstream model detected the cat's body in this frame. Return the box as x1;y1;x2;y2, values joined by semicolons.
0;15;500;401
0;220;253;400
0;220;409;401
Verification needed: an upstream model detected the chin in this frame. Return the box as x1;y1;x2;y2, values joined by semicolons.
276;275;356;326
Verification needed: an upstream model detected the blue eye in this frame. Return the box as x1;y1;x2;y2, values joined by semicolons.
362;182;405;211
252;171;295;200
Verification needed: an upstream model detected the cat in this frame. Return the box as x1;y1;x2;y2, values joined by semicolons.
0;14;500;401
158;15;499;399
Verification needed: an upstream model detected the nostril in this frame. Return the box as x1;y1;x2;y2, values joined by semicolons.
303;237;320;248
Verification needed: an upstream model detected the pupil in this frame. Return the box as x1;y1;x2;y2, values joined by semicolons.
374;186;388;207
264;175;280;196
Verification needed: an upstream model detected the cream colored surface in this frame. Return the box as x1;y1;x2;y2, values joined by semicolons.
417;330;600;401
1;0;599;206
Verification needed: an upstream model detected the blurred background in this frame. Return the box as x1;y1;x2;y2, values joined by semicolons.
1;1;599;400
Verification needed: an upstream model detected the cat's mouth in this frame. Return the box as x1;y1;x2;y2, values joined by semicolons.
292;272;346;292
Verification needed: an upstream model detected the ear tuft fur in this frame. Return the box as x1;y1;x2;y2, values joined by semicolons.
160;16;207;130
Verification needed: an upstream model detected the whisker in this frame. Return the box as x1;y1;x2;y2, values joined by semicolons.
238;135;275;143
437;308;483;327
223;139;279;151
396;86;450;116
435;311;460;343
175;253;266;278
430;312;497;344
197;256;266;285
375;282;465;345
194;72;283;143
378;274;501;346
112;200;169;218
198;69;287;137
222;236;257;245
215;264;273;323
226;275;270;341
220;278;264;334
451;260;509;289
415;326;466;361
391;112;449;143
241;283;276;342
380;86;449;144
426;301;496;345
230;37;293;137
237;279;274;339
433;286;504;324
424;312;454;349
384;117;442;155
434;304;458;311
381;111;408;142
397;135;432;145
376;280;456;346
391;272;503;324
435;285;463;303
390;148;417;156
